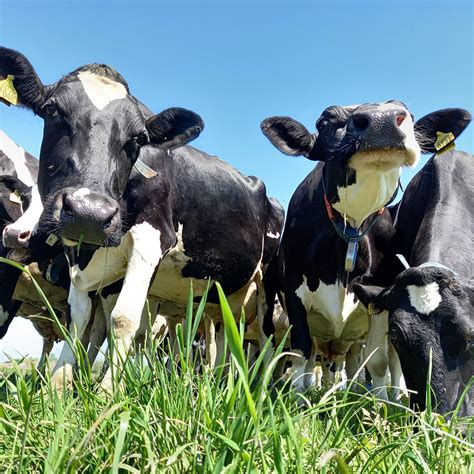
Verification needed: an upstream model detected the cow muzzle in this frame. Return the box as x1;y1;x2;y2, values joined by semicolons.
2;226;31;248
58;191;121;246
348;108;409;150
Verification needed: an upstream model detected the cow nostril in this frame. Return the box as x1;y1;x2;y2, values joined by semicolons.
396;113;407;126
62;195;75;220
18;230;31;241
352;115;370;131
103;207;118;231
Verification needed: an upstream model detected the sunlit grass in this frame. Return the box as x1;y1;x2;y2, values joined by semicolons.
0;272;472;472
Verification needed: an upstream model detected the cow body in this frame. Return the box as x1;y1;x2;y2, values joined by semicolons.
261;103;470;396
355;147;474;416
0;48;283;387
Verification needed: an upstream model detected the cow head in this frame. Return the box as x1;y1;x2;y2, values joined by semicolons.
261;102;471;227
354;266;474;417
0;47;204;247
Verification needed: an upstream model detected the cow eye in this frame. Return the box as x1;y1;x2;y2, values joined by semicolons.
43;103;57;117
316;119;328;131
136;131;149;147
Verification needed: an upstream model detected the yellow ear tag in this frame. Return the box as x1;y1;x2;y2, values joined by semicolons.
0;75;19;106
9;191;22;204
435;131;455;154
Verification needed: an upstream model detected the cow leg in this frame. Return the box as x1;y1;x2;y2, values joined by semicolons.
285;293;312;391
205;315;217;369
87;300;107;367
51;287;93;388
134;298;159;354
388;341;406;401
334;356;347;387
37;338;54;372
102;224;163;391
166;317;180;363
214;321;227;368
364;312;389;400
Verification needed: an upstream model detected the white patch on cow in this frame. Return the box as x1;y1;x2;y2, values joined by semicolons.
0;307;9;325
78;71;127;110
364;310;389;400
407;282;442;315
72;188;91;199
333;167;400;228
51;287;93;387
0;130;35;186
295;276;359;338
149;223;207;304
102;222;163;390
266;231;280;239
2;184;42;245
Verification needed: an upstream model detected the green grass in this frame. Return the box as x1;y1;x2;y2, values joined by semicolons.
0;281;473;473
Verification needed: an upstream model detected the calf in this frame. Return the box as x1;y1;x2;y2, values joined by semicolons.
261;102;469;396
354;138;473;416
0;47;284;388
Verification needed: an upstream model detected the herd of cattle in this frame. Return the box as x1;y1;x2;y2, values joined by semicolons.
0;46;472;418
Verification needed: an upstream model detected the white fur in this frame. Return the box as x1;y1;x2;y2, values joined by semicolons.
101;222;163;389
407;282;442;315
333;167;401;228
72;188;91;198
0;130;35;186
266;231;280;239
295;276;359;337
78;71;127;110
51;287;93;387
2;184;43;245
364;310;389;400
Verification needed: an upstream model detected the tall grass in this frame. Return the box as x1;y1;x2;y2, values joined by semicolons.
0;276;472;472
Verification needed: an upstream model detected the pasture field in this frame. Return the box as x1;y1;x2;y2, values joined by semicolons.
0;284;473;473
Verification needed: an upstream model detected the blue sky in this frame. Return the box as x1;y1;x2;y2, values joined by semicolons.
0;0;473;359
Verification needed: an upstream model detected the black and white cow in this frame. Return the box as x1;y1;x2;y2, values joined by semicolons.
0;131;71;365
354;141;473;416
261;102;470;397
0;47;284;388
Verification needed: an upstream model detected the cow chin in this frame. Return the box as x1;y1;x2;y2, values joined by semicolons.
61;226;122;248
349;148;420;173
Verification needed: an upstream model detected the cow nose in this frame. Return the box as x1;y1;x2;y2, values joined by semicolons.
349;108;409;149
2;226;31;248
60;192;120;245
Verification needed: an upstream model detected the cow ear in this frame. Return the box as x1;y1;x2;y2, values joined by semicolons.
0;47;46;111
261;116;318;160
0;175;30;195
146;107;204;150
352;283;385;311
414;108;472;154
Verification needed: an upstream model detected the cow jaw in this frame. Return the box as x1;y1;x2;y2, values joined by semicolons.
333;167;400;228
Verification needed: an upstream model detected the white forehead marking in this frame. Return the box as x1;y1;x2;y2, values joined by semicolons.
0;130;35;187
266;231;280;239
72;188;91;199
407;282;442;315
78;71;127;110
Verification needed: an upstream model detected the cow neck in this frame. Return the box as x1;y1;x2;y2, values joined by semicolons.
321;166;401;273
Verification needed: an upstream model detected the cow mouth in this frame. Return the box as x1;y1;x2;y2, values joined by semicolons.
7;247;32;264
348;147;419;172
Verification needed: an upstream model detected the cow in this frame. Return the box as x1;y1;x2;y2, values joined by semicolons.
0;47;284;389
260;102;470;398
0;131;70;366
354;141;473;416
